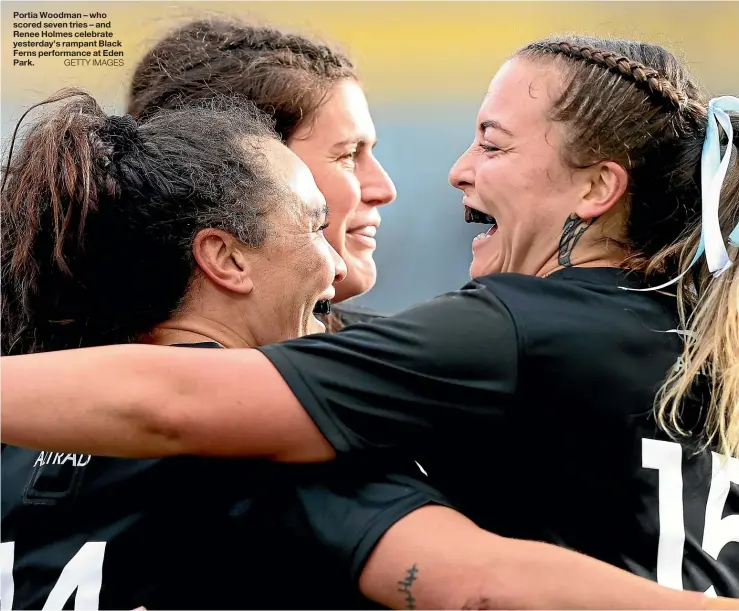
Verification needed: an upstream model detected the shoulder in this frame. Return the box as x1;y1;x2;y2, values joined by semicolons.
474;267;678;335
333;302;388;324
326;303;388;331
476;268;683;402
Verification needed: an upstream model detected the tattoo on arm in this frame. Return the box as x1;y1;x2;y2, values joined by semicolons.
558;213;595;267
398;564;419;610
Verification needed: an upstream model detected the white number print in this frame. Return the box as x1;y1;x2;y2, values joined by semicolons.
0;541;106;610
643;438;739;596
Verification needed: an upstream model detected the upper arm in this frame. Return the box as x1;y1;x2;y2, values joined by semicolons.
359;505;506;610
152;348;335;461
258;283;519;455
1;345;334;460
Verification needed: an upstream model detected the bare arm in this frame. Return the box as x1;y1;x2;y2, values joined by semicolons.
1;345;333;461
360;506;734;610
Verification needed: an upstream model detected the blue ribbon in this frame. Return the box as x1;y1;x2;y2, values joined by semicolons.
627;96;739;292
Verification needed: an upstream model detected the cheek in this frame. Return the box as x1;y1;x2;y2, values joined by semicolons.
478;156;572;219
313;170;360;243
306;238;336;283
475;159;525;211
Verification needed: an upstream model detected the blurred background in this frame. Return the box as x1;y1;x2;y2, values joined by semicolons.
4;1;739;313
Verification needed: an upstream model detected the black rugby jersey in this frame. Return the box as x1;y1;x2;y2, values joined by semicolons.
1;343;448;610
257;267;739;597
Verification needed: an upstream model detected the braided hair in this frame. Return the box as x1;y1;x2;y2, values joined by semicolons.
517;37;739;457
526;40;688;110
127;18;357;140
517;37;711;269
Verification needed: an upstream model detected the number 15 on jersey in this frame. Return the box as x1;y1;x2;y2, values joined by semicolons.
643;438;739;596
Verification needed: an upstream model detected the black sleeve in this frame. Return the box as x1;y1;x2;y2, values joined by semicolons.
239;457;454;607
257;280;519;454
288;457;453;586
332;303;387;326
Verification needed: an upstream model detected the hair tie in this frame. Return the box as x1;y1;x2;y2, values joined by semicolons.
103;114;139;157
624;95;739;292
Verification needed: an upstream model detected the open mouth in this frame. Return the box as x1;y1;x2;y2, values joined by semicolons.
464;206;495;225
313;299;332;316
464;205;498;242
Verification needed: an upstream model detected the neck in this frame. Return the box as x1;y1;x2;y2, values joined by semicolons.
538;254;625;279
143;315;256;349
537;216;628;278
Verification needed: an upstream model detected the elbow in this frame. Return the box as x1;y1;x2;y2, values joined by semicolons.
134;408;187;457
452;572;510;611
449;539;542;610
459;595;506;610
120;378;191;458
454;576;532;611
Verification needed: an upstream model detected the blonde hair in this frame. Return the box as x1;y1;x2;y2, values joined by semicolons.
652;137;739;459
515;37;739;457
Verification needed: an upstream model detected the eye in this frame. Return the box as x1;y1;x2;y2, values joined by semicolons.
338;150;358;166
317;221;330;233
478;143;501;154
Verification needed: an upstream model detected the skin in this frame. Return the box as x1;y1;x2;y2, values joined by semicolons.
449;58;628;279
151;139;346;348
2;61;737;609
288;80;396;303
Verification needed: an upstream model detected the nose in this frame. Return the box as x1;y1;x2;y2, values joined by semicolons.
360;154;397;207
330;243;348;284
449;147;475;192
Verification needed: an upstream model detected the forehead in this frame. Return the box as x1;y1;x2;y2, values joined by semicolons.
295;79;377;145
478;58;561;134
261;139;326;217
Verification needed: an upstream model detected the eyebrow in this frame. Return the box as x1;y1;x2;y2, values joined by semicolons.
480;119;514;137
330;137;376;152
308;204;330;221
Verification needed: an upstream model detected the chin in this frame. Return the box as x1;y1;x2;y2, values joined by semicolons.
470;259;501;279
307;317;327;335
335;268;376;302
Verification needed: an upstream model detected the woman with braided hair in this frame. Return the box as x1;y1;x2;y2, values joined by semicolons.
4;88;722;611
4;35;739;604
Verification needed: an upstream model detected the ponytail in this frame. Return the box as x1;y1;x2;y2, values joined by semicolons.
1;88;116;354
655;111;739;459
2;87;282;356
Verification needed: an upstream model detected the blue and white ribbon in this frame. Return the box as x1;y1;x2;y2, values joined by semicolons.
627;95;739;292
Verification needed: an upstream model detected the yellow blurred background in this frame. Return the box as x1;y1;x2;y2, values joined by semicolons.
3;1;738;311
4;2;739;103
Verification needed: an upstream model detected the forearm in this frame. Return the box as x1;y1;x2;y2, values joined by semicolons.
1;345;185;456
360;506;718;610
468;537;712;610
1;344;333;461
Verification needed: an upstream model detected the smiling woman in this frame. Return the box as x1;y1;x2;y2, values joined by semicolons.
0;89;341;354
450;57;631;279
127;18;397;326
4;36;739;607
6;90;727;611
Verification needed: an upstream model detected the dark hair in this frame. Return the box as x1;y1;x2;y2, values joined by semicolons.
127;18;357;141
516;37;739;456
1;88;286;355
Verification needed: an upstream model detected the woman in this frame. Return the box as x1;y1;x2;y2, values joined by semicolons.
1;90;709;611
4;38;739;607
0;89;377;610
127;18;397;330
